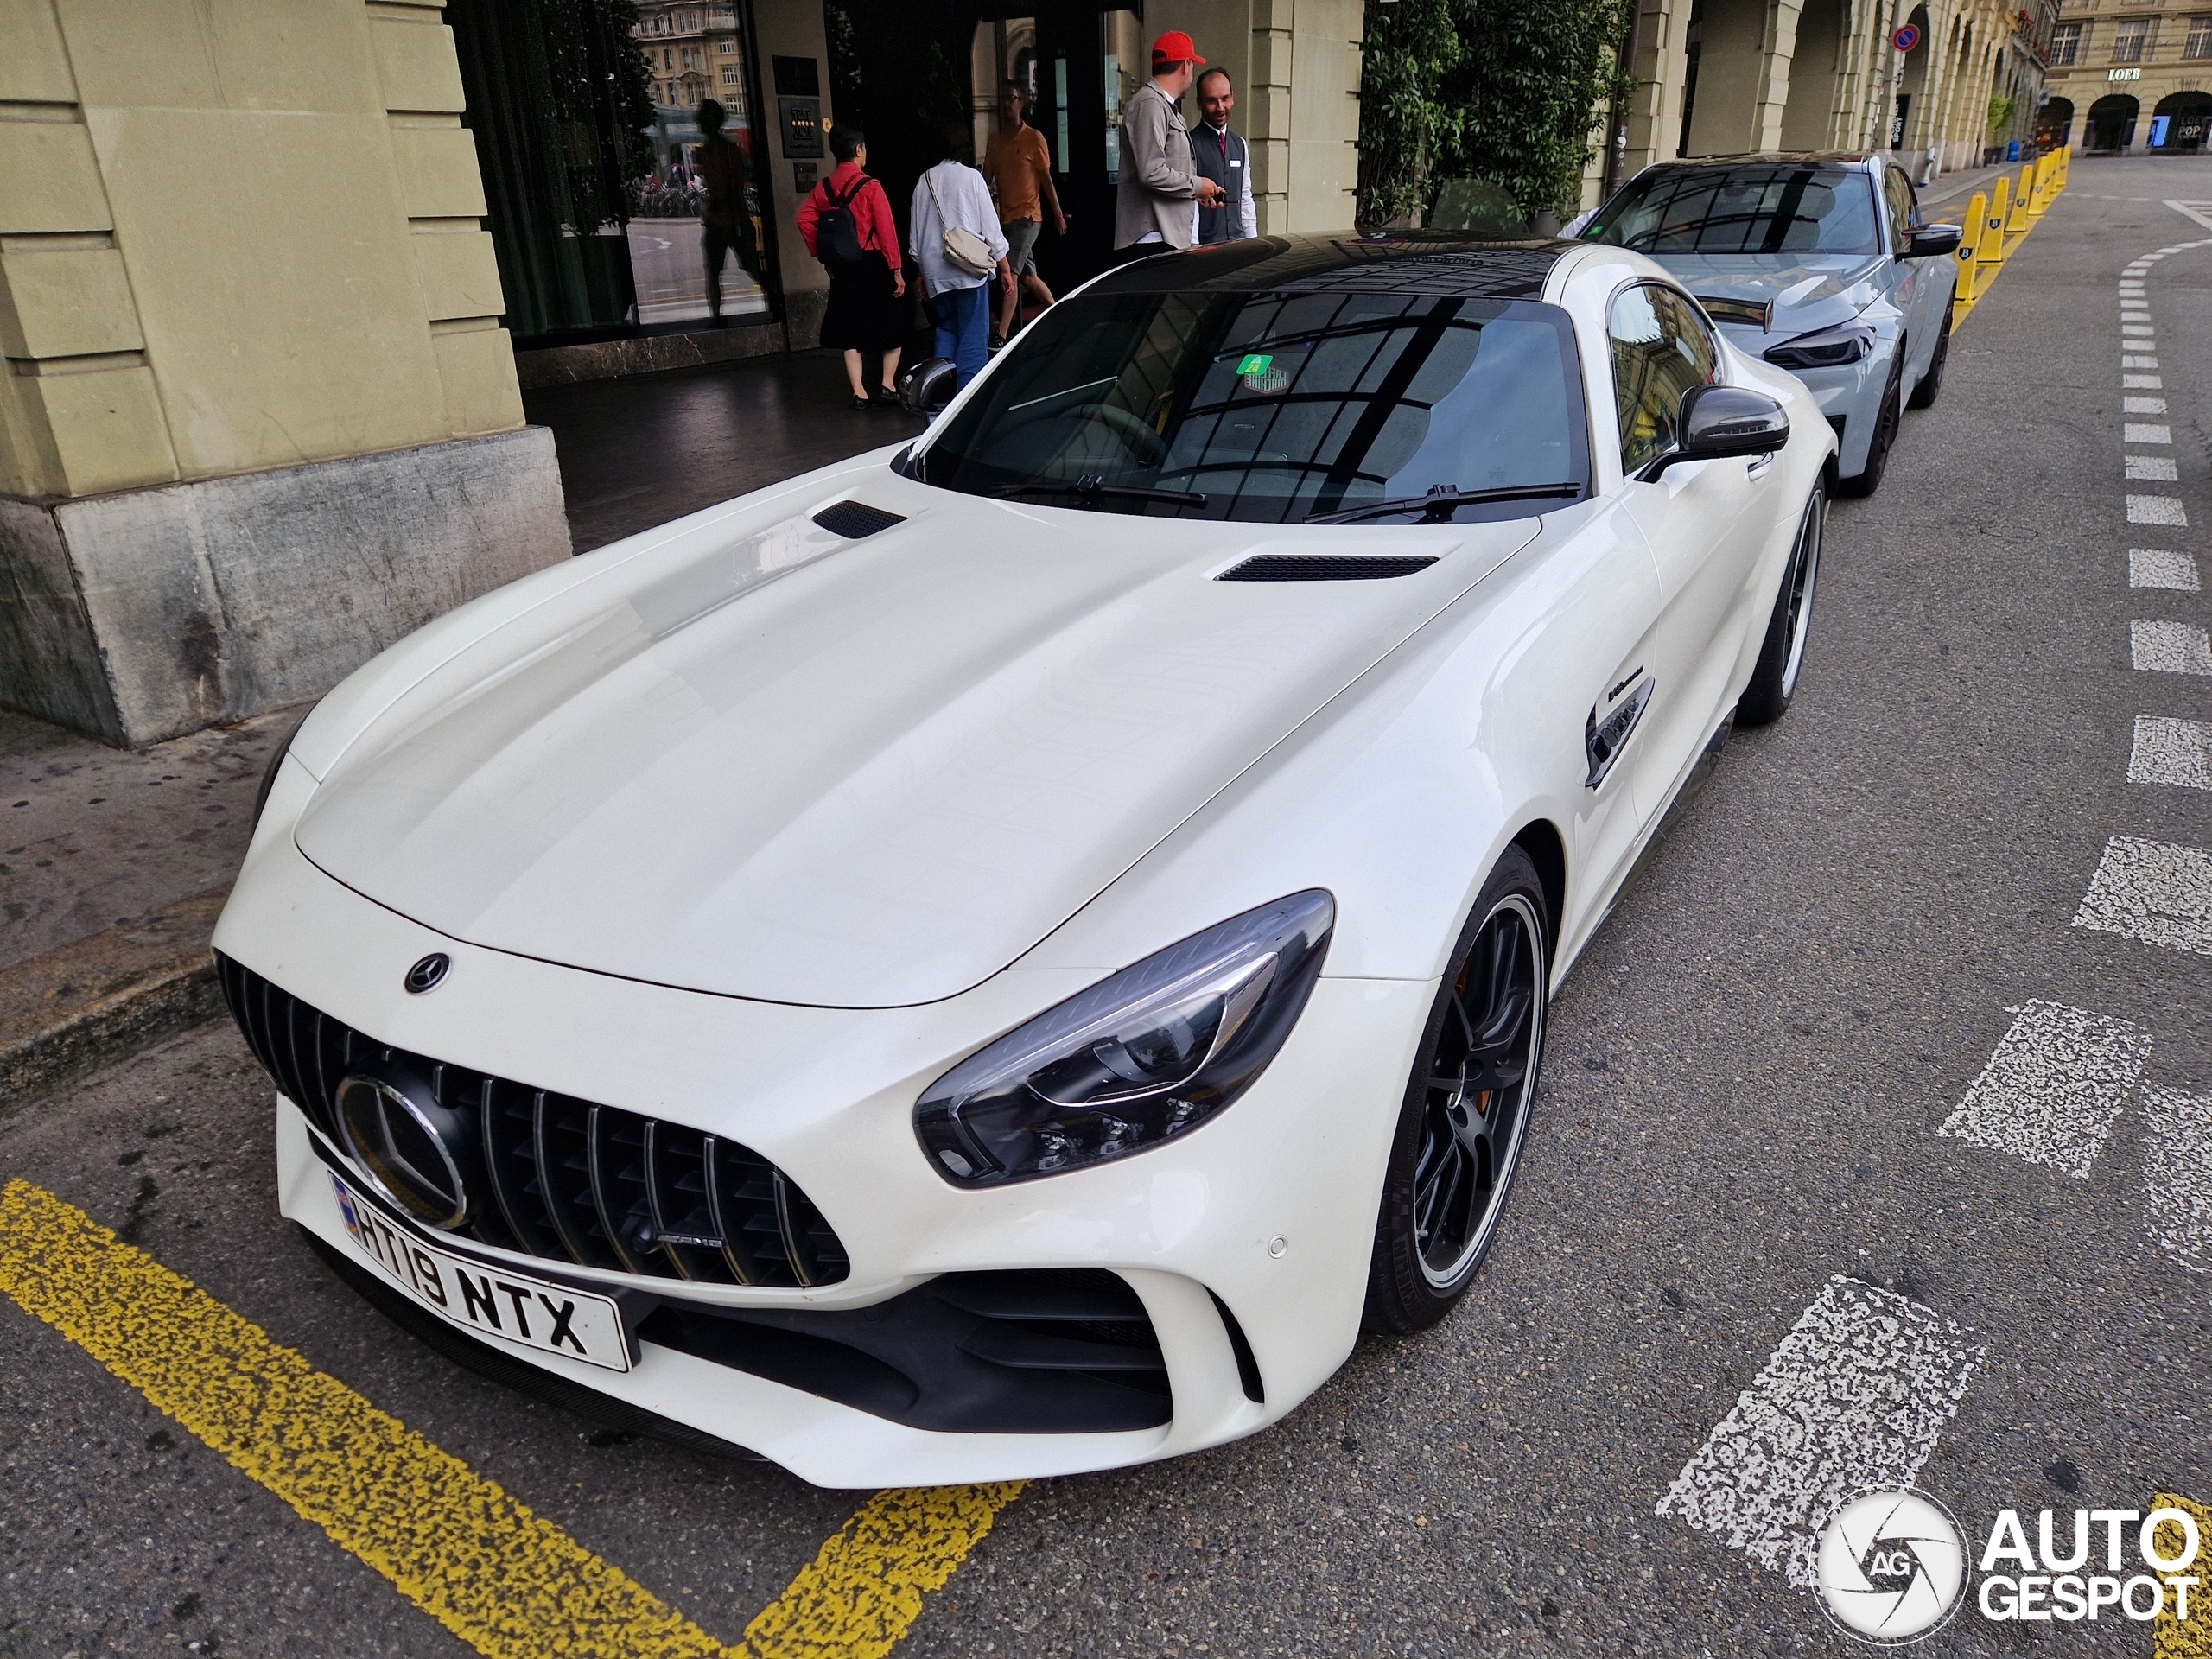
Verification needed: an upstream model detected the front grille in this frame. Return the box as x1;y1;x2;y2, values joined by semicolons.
218;954;849;1288
639;1267;1175;1433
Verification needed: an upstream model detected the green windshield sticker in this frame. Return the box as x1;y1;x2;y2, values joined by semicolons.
1236;353;1273;376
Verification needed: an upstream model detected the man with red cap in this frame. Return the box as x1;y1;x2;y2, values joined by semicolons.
1113;29;1224;255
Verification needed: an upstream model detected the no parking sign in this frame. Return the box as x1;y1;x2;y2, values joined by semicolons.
1893;22;1922;49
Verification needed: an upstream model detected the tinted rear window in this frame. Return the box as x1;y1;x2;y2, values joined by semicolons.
1585;166;1883;255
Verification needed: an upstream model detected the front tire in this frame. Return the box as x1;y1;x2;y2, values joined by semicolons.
1837;349;1904;497
1363;849;1549;1336
1736;483;1824;727
1906;308;1951;410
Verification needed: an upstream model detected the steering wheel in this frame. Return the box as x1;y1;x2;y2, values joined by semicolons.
1084;404;1170;468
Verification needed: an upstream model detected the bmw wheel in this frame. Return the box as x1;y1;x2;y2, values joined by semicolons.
1838;348;1905;497
1736;483;1824;727
1906;308;1951;410
1364;849;1548;1335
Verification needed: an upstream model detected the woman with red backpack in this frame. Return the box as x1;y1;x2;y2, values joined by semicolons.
796;126;906;410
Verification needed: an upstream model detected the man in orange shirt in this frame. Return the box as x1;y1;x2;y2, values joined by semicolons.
982;80;1068;348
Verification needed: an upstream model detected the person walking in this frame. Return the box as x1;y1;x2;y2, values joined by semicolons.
795;125;906;410
983;80;1068;348
1192;69;1257;245
1113;31;1222;257
696;99;764;321
910;122;1011;389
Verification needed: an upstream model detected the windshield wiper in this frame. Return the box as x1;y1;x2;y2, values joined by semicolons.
1305;482;1582;525
991;474;1208;510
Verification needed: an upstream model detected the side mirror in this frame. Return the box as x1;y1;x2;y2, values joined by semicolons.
899;356;959;416
1905;224;1962;259
1640;385;1789;480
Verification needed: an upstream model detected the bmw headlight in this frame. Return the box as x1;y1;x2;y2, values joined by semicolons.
915;890;1335;1187
1764;321;1875;371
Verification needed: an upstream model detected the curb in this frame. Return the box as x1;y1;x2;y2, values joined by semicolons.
0;887;230;1114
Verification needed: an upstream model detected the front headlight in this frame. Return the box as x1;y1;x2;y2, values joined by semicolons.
1763;321;1876;371
914;890;1335;1187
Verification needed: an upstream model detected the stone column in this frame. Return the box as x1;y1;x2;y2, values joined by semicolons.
0;0;569;747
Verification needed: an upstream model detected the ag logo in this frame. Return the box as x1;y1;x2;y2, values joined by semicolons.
1816;1489;1969;1644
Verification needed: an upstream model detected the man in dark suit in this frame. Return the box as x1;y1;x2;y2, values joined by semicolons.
1192;68;1257;245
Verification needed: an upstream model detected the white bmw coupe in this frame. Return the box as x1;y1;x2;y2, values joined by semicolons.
215;233;1834;1488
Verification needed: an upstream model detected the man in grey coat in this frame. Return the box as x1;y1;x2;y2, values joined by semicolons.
1113;30;1223;255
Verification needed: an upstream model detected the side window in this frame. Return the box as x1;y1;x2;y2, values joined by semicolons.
1880;167;1917;248
1608;283;1719;477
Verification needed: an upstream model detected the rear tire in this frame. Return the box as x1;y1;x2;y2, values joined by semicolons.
1363;849;1549;1336
1906;308;1951;410
1736;483;1824;727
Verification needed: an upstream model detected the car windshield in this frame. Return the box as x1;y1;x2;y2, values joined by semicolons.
906;289;1589;523
1584;165;1883;256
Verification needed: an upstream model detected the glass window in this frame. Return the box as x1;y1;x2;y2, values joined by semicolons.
1586;164;1885;255
1102;10;1142;183
2113;17;2149;60
913;291;1591;524
1609;283;1719;478
2187;15;2212;55
1880;165;1921;248
2051;21;2084;62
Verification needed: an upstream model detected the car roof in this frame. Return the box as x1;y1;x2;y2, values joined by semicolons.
1088;232;1582;301
1637;152;1882;169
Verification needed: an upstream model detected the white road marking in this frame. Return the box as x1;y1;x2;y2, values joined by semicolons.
1656;1279;1981;1587
2126;397;2170;413
2127;455;2181;480
2127;495;2190;525
2124;357;2161;371
2126;374;2166;389
1937;1002;2152;1176
2131;548;2202;590
2072;836;2212;957
2133;619;2212;672
2130;717;2212;789
2126;424;2174;444
2123;325;2157;338
2140;1089;2212;1273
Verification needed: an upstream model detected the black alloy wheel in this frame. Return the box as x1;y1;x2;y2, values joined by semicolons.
1364;849;1549;1334
1838;346;1905;497
1736;482;1825;727
1907;308;1951;410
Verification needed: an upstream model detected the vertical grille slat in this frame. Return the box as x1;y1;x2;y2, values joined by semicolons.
213;953;847;1287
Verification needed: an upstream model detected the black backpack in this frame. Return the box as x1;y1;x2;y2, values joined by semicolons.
814;176;868;269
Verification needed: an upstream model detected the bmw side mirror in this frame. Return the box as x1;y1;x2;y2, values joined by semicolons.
899;357;958;416
1905;225;1962;259
1639;385;1789;480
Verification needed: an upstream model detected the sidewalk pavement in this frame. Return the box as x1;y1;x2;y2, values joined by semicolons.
2;348;916;1106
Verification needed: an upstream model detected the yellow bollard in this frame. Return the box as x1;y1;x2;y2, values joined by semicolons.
1954;191;1988;310
1980;175;2012;281
2004;163;2035;245
2027;159;2050;219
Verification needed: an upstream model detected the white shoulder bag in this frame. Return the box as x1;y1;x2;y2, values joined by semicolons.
927;167;998;278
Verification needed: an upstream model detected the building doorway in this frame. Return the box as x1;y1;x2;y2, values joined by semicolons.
2037;96;2074;152
2152;91;2212;152
2088;93;2140;153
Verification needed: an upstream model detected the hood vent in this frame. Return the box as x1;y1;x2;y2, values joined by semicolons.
1218;553;1438;582
812;499;907;539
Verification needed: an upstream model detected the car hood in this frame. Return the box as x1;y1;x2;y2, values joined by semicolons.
1652;251;1885;340
296;491;1540;1007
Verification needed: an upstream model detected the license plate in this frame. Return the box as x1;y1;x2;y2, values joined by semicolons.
327;1171;632;1373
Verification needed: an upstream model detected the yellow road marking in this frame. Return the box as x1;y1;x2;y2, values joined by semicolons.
2154;1493;2211;1659
0;1179;1022;1659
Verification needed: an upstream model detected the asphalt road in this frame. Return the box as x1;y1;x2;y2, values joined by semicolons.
3;156;2208;1658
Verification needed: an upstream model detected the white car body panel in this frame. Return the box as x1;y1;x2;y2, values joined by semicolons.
215;240;1834;1485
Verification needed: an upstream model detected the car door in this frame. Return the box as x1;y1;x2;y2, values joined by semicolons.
1605;280;1766;822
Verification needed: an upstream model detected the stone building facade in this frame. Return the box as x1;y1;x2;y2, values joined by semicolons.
2042;0;2212;152
1599;0;2060;205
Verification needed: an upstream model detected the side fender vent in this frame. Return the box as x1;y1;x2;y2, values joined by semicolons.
1217;554;1438;582
813;499;907;539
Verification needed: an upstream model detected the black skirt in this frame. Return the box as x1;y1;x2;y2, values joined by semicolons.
820;251;906;352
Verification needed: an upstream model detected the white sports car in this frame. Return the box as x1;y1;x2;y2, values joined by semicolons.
215;233;1834;1489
